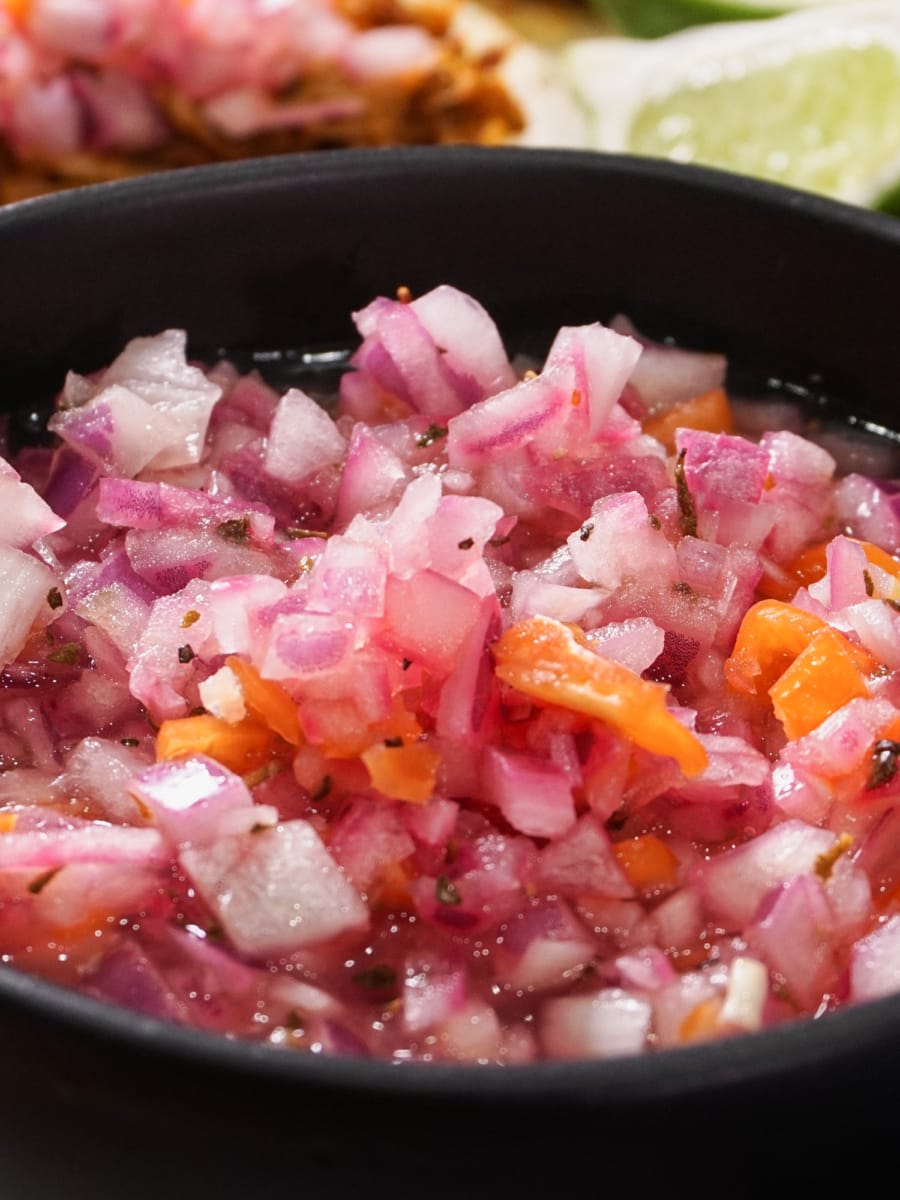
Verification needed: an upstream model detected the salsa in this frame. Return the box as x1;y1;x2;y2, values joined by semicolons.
1;283;900;1063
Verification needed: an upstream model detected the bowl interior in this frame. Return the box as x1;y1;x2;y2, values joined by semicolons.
2;146;900;1181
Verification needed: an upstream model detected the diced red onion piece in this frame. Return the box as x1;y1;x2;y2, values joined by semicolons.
0;824;167;870
695;819;836;928
446;369;571;468
130;755;256;846
615;946;677;991
9;75;82;156
482;746;576;838
333;424;407;527
71;67;169;151
61;736;151;824
584;617;665;675
410;285;516;402
544;322;642;438
535;813;634;899
744;874;837;1011
569;491;677;589
403;957;468;1034
264;388;347;486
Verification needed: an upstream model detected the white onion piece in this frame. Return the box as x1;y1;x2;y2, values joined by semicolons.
0;458;65;548
718;956;768;1033
541;989;652;1059
180;819;369;957
610;315;727;417
0;544;59;669
851;915;900;1003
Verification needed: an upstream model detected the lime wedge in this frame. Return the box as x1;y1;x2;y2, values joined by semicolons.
591;0;834;39
562;3;900;208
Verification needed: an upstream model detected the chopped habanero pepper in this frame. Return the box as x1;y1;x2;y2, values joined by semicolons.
724;600;830;696
155;712;274;774
225;656;302;746
679;996;724;1043
769;626;876;740
319;699;424;760
361;740;441;805
613;833;680;890
759;538;900;603
492;615;707;777
642;388;734;453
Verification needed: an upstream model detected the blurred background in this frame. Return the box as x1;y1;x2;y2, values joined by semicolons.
2;1;898;209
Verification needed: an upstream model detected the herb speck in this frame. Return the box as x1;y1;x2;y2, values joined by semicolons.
436;874;461;906
311;775;333;802
216;516;250;544
675;449;698;538
28;867;61;895
49;643;80;665
868;739;900;790
416;424;448;448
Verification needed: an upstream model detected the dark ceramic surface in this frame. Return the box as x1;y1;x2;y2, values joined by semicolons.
1;147;899;1195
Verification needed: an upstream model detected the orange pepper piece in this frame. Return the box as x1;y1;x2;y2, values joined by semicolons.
493;615;707;777
859;542;900;589
0;813;17;834
874;879;900;917
156;712;274;775
320;700;423;760
642;388;735;453
679;996;725;1043
361;740;441;805
880;714;900;744
613;833;679;890
769;626;876;740
724;600;830;696
372;859;418;909
5;0;32;24
759;538;900;603
225;656;302;746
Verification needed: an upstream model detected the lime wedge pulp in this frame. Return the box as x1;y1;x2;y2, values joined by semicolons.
562;3;900;208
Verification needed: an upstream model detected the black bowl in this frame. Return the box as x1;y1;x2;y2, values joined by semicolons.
2;147;899;1197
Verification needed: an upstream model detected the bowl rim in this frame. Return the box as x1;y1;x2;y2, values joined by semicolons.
3;144;900;1107
4;142;900;233
3;951;899;1105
